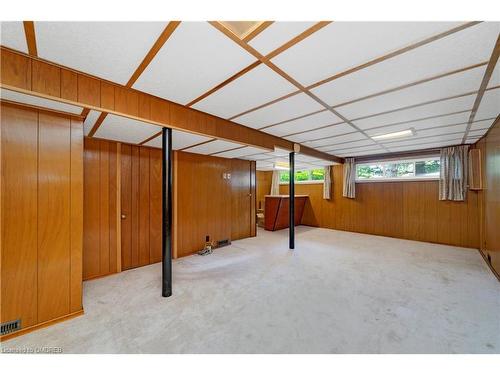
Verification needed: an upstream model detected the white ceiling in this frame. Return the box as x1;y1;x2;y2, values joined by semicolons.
1;21;28;53
1;88;83;114
143;130;213;150
133;22;256;105
1;21;499;164
83;110;102;135
35;22;167;85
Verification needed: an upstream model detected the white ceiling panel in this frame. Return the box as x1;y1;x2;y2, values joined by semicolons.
192;64;296;118
133;22;256;105
467;128;489;138
144;130;213;150
336;65;486;119
36;22;166;84
381;132;464;148
310;159;336;166
272;22;463;86
317;138;377;151
332;144;383;154
183;139;243;155
364;111;470;136
285;124;358;144
240;153;274;161
214;146;270;159
352;94;475;130
248;22;316;55
94;114;161;144
469;119;496;131
1;21;28;53
233;93;324;129
336;146;386;157
1;88;83;114
301;130;366;147
387;139;463;152
262;110;342;137
83;110;102;136
474;88;500;120
311;22;499;106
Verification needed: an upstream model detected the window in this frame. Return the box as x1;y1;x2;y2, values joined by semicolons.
356;157;440;182
279;168;325;183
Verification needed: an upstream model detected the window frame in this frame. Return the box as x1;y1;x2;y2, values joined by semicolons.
355;156;440;183
278;168;325;185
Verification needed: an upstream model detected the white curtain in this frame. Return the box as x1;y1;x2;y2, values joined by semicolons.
439;145;469;201
323;166;331;199
342;158;356;199
270;170;280;195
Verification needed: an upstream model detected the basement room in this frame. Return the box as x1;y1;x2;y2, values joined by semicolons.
1;3;499;368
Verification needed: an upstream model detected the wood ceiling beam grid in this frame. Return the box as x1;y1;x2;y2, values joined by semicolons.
257;61;487;134
1;46;340;163
209;21;391;154
179;138;217;151
139;130;163;146
209;145;247;156
462;34;500;143
23;21;37;56
227;21;483;122
187;21;331;108
90;21;181;138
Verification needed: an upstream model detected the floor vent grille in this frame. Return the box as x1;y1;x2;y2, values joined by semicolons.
1;319;21;336
217;239;231;248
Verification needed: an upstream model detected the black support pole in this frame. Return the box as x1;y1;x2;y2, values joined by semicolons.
162;127;173;297
289;151;295;250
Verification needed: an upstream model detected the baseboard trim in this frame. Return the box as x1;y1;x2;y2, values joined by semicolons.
0;309;84;342
478;249;500;282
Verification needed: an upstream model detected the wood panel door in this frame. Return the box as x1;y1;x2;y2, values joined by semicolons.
120;144;162;270
231;159;254;240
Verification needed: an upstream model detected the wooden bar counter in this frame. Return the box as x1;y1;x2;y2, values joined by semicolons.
264;195;309;231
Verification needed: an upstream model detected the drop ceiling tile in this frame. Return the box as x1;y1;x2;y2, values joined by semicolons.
94;114;161;144
192;64;296;119
240;153;274;161
470;119;496;131
364;111;470;136
272;22;464;86
144;130;213;150
83;110;102;136
387;139;463;152
133;22;256;105
382;132;464;148
1;88;83;114
317;138;377;151
352;94;475;130
36;22;167;84
183;139;242;155
233;93;324;129
256;161;275;170
336;65;486;119
214;146;269;158
336;146;386;157
1;21;28;53
311;22;499;106
248;22;316;55
301;130;366;147
285;124;358;144
467;128;488;138
263;111;342;137
474;88;500;120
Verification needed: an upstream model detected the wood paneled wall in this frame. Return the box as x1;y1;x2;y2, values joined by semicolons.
83;138;120;279
265;165;479;248
1;102;83;336
174;151;256;258
476;119;500;277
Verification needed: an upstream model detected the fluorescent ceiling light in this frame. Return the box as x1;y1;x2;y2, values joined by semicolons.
371;129;415;141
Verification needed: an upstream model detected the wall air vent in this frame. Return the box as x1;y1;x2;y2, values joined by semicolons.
217;239;231;248
1;319;21;336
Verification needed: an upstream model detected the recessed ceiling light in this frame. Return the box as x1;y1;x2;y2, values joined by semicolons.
371;129;416;141
219;21;264;39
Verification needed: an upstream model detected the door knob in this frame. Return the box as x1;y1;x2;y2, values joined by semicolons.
121;214;127;219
